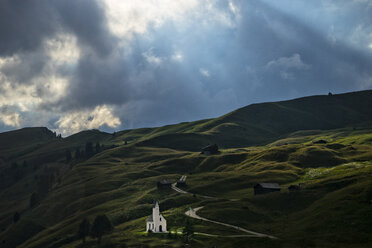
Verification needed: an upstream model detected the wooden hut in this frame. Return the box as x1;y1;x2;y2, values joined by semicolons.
201;144;219;155
253;183;281;195
157;179;172;189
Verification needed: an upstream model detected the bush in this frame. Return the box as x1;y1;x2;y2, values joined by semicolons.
78;218;90;244
91;214;113;244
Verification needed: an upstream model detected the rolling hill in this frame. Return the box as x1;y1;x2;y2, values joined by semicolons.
117;90;372;150
0;90;371;248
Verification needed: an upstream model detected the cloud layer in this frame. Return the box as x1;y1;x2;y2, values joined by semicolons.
0;0;372;135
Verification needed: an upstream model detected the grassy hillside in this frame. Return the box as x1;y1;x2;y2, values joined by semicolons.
0;90;371;247
0;127;57;163
115;90;372;150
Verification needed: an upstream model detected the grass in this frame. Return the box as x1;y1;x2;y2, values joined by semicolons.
303;161;372;181
1;133;372;247
0;90;372;247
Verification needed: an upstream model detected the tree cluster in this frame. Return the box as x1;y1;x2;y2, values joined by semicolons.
0;160;30;189
29;166;60;208
78;214;113;245
74;142;103;161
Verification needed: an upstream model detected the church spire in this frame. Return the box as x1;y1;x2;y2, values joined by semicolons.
152;200;159;208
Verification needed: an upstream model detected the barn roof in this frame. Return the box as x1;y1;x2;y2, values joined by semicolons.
202;144;218;151
255;183;281;189
158;179;171;184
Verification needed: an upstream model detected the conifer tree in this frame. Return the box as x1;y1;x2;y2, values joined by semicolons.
78;218;91;244
91;214;113;244
85;142;94;158
75;147;81;159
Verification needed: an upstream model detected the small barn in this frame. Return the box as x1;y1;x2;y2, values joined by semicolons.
253;183;281;195
157;179;172;189
176;175;187;187
201;144;219;155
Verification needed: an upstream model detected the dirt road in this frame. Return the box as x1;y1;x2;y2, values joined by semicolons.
185;207;278;239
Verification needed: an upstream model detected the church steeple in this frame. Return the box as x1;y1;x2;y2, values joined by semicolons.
152;200;160;221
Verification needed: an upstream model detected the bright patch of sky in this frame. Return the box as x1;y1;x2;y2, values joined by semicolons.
55;105;121;136
0;0;371;135
200;68;210;77
261;0;372;49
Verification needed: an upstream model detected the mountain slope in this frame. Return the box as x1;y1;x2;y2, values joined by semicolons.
0;90;371;248
0;127;58;163
120;90;372;150
1;127;371;247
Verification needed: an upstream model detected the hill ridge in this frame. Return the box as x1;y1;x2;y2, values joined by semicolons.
1;89;372;151
130;89;372;150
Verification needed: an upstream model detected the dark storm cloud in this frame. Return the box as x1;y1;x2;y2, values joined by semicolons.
0;0;56;56
0;51;47;84
52;0;116;56
1;0;372;133
51;0;372;129
0;0;113;61
52;53;131;110
0;0;117;111
232;1;372;98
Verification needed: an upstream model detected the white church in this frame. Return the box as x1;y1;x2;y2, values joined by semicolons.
146;200;167;232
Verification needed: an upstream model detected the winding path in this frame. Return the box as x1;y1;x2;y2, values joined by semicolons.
171;183;215;199
185;207;278;240
171;181;278;239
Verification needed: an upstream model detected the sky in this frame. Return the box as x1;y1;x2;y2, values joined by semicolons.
0;0;372;136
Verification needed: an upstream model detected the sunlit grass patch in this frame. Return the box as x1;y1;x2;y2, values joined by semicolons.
303;161;372;180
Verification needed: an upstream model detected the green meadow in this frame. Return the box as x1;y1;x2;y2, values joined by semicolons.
0;90;372;247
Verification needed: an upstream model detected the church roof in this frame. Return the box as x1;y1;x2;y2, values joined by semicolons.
152;200;159;208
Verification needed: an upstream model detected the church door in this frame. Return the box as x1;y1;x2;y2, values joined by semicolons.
159;225;163;232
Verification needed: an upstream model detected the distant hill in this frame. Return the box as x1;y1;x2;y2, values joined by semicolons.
0;127;56;150
1;90;371;153
0;127;58;165
118;90;372;150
